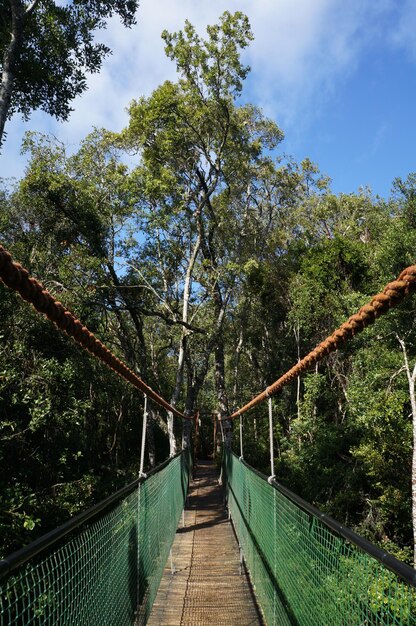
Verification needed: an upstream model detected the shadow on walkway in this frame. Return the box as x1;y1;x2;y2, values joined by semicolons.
147;460;265;626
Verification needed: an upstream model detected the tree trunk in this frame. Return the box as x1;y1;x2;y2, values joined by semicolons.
145;407;156;468
213;412;218;457
167;236;200;456
210;277;232;448
313;362;318;428
294;322;301;422
107;262;156;465
397;335;416;566
107;263;149;373
232;324;244;406
167;338;185;456
167;409;177;457
0;2;23;147
215;337;232;448
409;369;416;568
181;417;192;450
181;286;231;450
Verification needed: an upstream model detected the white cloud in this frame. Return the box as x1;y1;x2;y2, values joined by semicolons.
389;0;416;59
356;121;390;165
244;1;394;134
0;0;410;180
53;0;246;140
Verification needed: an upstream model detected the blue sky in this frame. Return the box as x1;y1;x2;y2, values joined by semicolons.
2;0;416;199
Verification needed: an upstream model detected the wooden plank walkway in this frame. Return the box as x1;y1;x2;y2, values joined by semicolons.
147;460;264;626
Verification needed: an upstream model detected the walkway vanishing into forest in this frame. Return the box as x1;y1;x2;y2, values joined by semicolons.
147;461;263;626
1;244;416;625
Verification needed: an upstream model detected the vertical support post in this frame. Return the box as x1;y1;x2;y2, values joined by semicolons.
267;391;275;481
239;413;243;460
136;395;149;618
273;488;277;626
139;394;148;478
136;477;141;618
170;548;175;575
182;509;185;528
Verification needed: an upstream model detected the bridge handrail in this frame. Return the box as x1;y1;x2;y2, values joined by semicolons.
228;264;416;419
230;451;416;588
0;244;193;420
0;451;183;581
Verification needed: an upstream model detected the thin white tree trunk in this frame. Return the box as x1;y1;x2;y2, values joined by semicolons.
294;322;301;423
410;367;416;568
168;235;200;455
397;335;416;567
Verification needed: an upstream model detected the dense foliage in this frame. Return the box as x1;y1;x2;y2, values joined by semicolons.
0;0;139;145
1;12;416;569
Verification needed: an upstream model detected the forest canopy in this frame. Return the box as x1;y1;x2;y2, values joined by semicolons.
0;10;416;572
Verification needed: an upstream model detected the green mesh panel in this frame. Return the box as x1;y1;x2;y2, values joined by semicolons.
224;450;416;626
0;451;190;626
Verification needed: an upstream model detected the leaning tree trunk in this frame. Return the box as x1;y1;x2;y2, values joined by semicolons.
215;338;232;448
213;281;232;449
181;339;213;450
107;263;156;467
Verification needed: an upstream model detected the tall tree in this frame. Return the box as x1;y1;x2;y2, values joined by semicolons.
120;11;285;449
12;129;166;466
0;0;139;147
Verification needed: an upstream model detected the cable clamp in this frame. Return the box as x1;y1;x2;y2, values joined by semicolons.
267;475;276;485
139;472;147;479
239;455;244;461
265;386;271;398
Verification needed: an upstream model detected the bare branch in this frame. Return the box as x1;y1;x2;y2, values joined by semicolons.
125;261;175;317
397;334;412;383
387;364;407;392
108;304;207;334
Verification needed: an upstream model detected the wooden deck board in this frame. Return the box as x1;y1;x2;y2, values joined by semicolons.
147;460;264;626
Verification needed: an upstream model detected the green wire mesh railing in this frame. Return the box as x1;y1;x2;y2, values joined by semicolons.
0;451;190;626
224;450;416;626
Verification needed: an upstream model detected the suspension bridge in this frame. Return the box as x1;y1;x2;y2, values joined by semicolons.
0;244;416;625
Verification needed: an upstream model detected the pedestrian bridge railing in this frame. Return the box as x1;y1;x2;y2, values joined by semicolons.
224;449;416;626
0;451;190;626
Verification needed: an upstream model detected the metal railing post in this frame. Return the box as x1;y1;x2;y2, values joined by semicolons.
267;391;275;482
139;395;148;478
239;413;244;460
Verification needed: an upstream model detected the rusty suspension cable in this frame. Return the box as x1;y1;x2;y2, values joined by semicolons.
227;264;416;421
0;244;192;420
